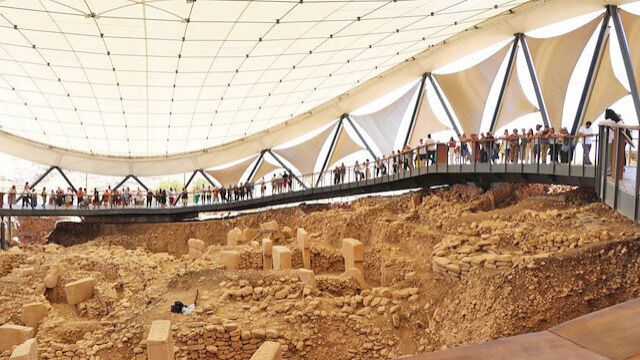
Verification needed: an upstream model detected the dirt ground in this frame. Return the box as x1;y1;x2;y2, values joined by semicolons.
2;184;640;359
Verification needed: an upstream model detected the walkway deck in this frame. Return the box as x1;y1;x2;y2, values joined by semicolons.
0;163;596;222
401;297;640;360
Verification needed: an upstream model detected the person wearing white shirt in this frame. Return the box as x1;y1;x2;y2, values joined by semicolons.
578;121;593;165
425;134;436;165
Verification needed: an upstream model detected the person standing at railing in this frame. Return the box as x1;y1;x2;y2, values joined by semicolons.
21;182;30;209
559;128;571;163
40;187;47;209
601;109;629;177
8;185;16;209
509;129;520;163
578;121;594;165
0;190;4;209
448;137;456;164
425;134;436;165
30;189;37;209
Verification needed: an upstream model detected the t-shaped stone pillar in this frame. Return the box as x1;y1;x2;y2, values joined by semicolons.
342;238;364;274
262;239;273;270
272;246;292;270
147;320;173;360
297;228;311;269
187;238;205;259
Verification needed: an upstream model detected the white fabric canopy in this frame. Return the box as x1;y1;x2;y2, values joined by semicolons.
407;88;450;147
350;83;420;156
251;158;281;183
328;126;365;169
272;122;336;175
526;16;602;130
0;0;633;176
583;39;630;125
493;52;539;131
621;10;640;95
206;155;257;186
436;43;511;135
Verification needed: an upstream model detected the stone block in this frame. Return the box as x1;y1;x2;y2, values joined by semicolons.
147;320;173;360
21;303;49;329
259;221;279;233
263;255;273;271
17;267;35;277
220;251;240;270
297;269;316;288
0;324;34;351
261;239;273;255
64;277;95;305
345;267;366;288
250;341;282;360
302;249;311;270
243;228;259;242
272;246;292;270
281;226;294;239
342;238;364;269
227;228;243;246
297;228;310;249
43;265;60;289
9;338;37;360
187;238;205;259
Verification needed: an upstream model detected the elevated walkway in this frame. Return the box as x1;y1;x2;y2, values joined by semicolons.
0;163;596;222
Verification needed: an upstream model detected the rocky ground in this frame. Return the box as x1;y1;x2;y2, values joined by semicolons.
1;184;640;359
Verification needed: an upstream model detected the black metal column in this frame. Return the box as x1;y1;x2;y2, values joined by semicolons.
519;34;550;127
428;73;461;137
490;39;519;133
267;150;308;189
343;114;378;159
572;14;611;135
316;118;344;187
1;216;5;250
610;5;640;123
198;170;218;188
184;170;199;189
245;151;266;183
403;73;428;146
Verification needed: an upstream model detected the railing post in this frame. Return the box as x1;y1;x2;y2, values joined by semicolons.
634;129;640;221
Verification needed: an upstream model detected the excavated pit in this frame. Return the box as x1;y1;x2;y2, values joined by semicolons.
1;184;640;360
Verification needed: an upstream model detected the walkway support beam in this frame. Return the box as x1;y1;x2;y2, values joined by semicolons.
490;39;519;133
428;74;461;137
16;166;77;204
610;5;640;123
572;13;611;135
404;73;428;147
267;150;308;189
344;114;378;159
114;175;149;192
316;117;344;187
519;33;551;127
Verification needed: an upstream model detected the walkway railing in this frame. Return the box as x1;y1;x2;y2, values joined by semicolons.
597;124;640;222
0;134;599;213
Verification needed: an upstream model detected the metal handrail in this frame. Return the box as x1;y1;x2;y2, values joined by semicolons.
0;134;600;210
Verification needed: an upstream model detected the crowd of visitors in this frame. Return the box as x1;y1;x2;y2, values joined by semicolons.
0;122;599;210
328;123;595;185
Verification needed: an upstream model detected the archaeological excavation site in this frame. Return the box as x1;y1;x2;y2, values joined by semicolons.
2;184;640;359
